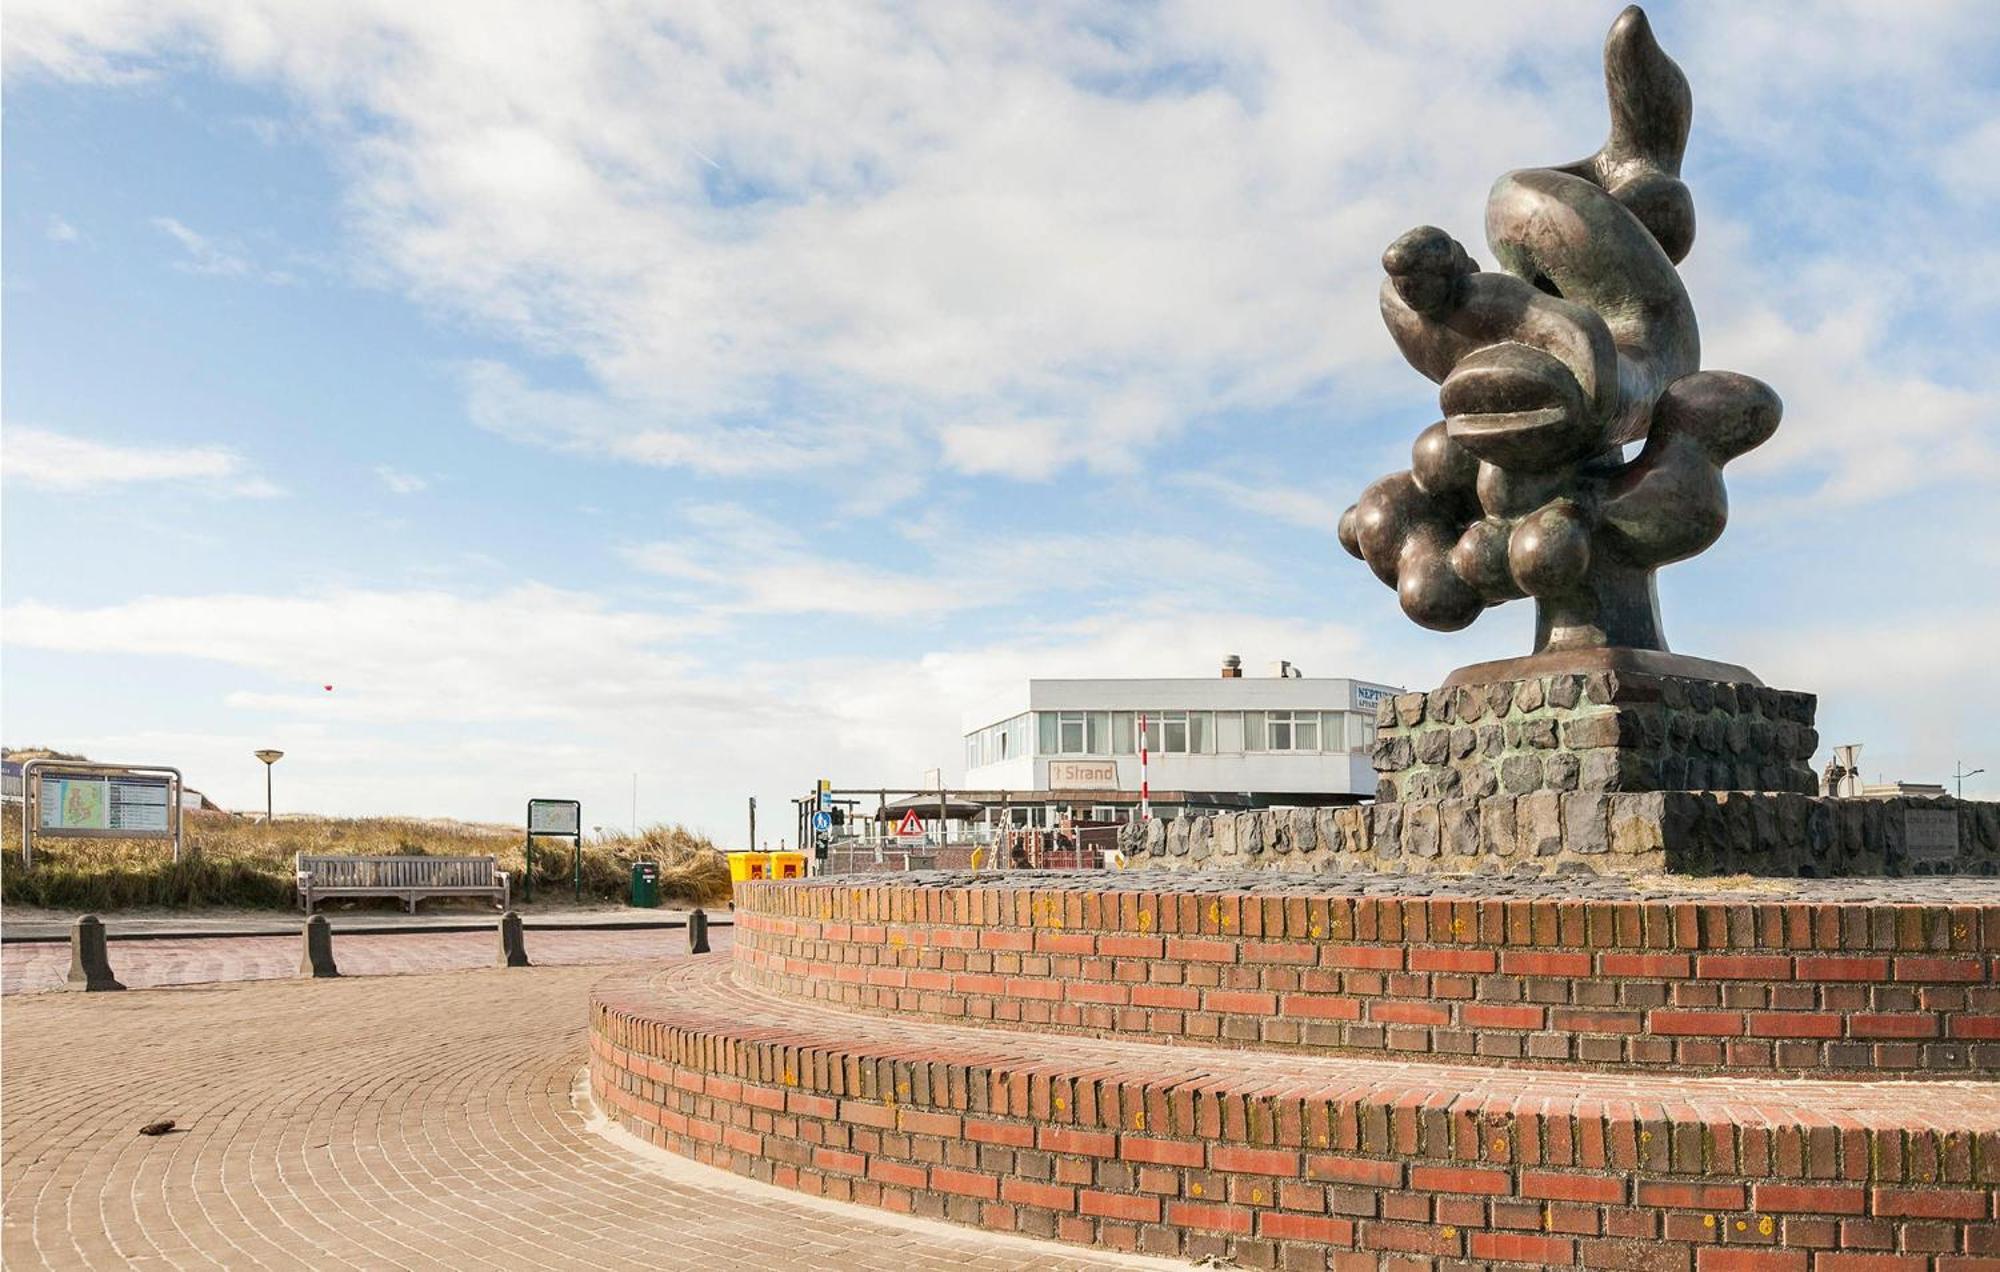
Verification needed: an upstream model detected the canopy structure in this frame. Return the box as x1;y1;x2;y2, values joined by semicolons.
876;794;985;821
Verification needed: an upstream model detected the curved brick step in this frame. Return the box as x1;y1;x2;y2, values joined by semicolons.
590;961;2000;1270
733;875;2000;1077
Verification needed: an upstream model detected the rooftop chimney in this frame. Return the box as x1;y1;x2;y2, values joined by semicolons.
1220;654;1242;679
1269;659;1300;679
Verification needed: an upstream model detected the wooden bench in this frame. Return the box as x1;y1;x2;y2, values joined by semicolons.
296;854;509;914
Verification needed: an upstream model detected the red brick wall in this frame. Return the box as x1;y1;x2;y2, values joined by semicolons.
731;882;2000;1077
590;961;2000;1270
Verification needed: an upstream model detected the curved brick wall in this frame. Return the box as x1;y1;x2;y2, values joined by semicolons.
731;875;2000;1077
590;959;2000;1270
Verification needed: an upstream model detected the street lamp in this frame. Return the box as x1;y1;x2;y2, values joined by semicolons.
253;750;284;824
1955;762;1985;801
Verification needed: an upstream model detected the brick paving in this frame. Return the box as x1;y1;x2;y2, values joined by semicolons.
0;957;1181;1271
1;927;727;996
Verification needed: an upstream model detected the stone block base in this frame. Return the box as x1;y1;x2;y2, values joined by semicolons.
1120;794;2000;878
1371;669;1818;800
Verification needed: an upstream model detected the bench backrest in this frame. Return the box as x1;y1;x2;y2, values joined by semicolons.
298;855;499;888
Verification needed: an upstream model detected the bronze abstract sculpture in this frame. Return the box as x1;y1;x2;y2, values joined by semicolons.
1339;6;1779;686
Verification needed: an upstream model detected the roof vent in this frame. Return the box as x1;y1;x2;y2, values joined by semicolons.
1221;654;1242;679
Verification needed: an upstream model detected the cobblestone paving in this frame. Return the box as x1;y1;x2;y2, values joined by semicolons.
813;868;2000;901
1;959;1179;1271
1;928;727;996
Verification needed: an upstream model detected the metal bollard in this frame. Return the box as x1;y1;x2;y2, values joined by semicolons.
65;915;125;992
299;914;340;978
687;907;711;955
497;911;530;967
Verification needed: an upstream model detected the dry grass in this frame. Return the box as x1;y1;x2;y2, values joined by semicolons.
0;812;732;912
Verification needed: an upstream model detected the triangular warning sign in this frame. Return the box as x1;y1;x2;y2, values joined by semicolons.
896;808;923;836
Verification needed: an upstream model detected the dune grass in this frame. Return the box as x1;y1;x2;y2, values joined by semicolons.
0;812;732;912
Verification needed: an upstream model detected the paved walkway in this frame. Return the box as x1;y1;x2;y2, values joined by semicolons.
1;928;729;995
1;958;1179;1271
1;903;706;942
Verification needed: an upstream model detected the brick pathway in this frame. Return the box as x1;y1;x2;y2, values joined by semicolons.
0;958;1180;1270
1;927;728;996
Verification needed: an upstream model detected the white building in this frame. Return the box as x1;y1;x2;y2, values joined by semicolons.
960;658;1399;816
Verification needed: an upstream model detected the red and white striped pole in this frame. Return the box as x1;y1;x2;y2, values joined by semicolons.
1138;711;1151;822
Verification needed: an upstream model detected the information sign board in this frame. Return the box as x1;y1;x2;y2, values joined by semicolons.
37;772;173;837
527;799;581;835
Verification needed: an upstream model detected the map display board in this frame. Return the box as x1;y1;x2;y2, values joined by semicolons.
37;773;174;836
528;799;580;835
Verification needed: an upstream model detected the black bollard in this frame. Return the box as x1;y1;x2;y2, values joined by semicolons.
687;907;710;955
65;915;125;992
497;911;530;967
299;914;340;978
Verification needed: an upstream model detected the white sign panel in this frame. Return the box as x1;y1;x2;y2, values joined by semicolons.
1048;760;1119;790
37;773;173;836
1352;683;1396;712
528;799;580;835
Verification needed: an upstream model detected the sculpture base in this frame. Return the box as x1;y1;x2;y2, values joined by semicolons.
1440;646;1762;689
1119;792;1999;879
1374;668;1815;799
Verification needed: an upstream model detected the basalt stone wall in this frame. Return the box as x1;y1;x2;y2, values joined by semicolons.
1371;671;1819;801
1117;795;2000;879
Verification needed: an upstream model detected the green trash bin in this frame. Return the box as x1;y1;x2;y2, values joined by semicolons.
630;860;660;908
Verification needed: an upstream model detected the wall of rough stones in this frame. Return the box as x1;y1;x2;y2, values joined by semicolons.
1371;671;1819;801
1117;794;2000;879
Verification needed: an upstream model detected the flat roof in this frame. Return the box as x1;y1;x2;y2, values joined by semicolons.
964;675;1404;733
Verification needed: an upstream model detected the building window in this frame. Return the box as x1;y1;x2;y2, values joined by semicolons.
1217;711;1243;753
1347;712;1376;751
1190;710;1212;753
1265;710;1321;751
1244;711;1266;751
1269;711;1293;750
1060;711;1086;754
1160;711;1188;753
1039;712;1058;755
1087;711;1110;755
1112;711;1135;754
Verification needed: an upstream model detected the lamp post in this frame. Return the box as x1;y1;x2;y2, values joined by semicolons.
253;750;284;825
1955;762;1985;801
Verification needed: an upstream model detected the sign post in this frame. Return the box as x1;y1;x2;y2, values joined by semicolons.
19;760;184;867
525;798;582;904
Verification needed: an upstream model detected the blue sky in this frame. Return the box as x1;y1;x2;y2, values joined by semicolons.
4;1;1998;835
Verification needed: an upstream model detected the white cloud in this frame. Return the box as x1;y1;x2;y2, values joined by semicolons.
0;580;1372;827
0;0;1588;480
46;215;80;242
1171;471;1341;532
1;425;284;496
1732;604;2000;797
459;360;864;477
9;2;1990;492
374;465;427;494
151;215;293;283
2;585;703;725
621;500;1272;618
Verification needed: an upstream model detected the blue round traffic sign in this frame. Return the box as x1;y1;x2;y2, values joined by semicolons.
812;810;832;832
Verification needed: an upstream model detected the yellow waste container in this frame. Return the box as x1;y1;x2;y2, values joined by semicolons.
728;851;807;883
